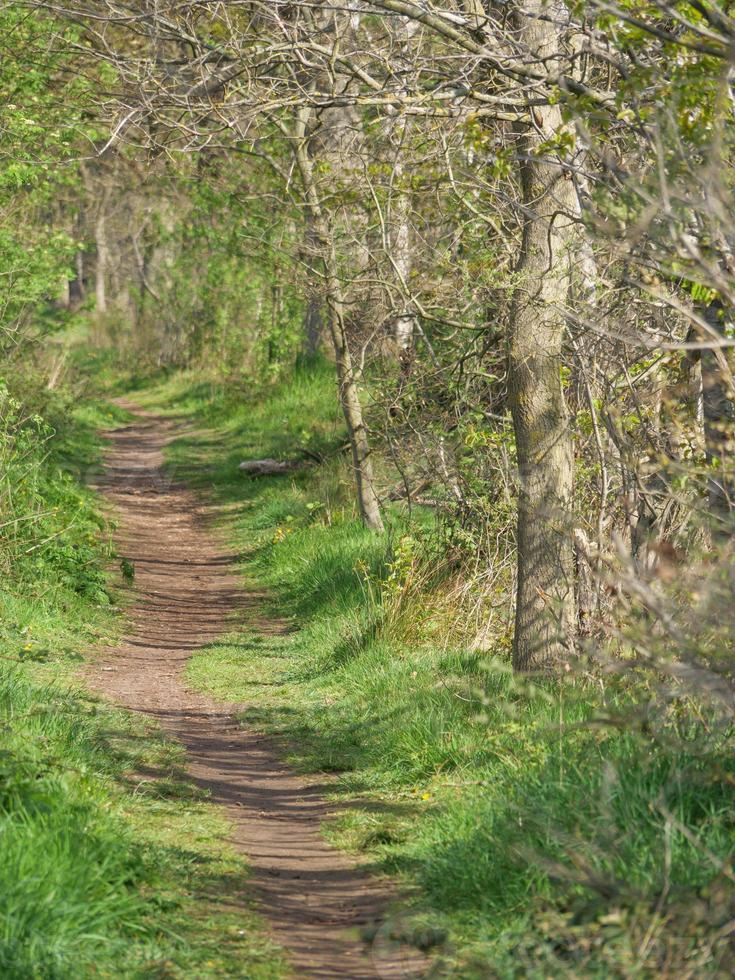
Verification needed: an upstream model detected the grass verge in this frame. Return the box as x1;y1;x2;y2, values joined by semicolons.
136;361;735;978
0;371;284;979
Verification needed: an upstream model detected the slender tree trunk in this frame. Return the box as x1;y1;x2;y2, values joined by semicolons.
386;16;419;357
508;0;578;671
68;204;86;306
391;163;416;352
95;217;107;313
699;302;735;523
295;137;385;532
69;249;85;305
94;195;110;314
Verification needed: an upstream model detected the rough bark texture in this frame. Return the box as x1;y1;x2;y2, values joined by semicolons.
508;0;577;671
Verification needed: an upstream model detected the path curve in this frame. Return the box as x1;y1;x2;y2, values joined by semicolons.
89;404;423;979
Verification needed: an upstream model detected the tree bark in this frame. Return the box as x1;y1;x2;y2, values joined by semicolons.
508;0;577;671
391;157;417;352
392;206;416;351
93;184;112;315
699;302;735;524
304;295;323;358
69;249;85;305
95;215;107;313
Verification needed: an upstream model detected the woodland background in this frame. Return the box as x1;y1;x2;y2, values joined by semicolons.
1;1;735;976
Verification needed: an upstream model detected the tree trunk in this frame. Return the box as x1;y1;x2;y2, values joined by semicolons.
302;214;324;358
386;17;419;356
508;0;578;671
391;169;416;352
294;136;384;532
94;201;109;315
699;302;735;524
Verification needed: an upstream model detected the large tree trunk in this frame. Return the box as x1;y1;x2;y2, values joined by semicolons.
295;136;385;532
508;0;578;671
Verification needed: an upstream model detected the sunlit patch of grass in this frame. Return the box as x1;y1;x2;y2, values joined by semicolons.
0;376;284;979
0;659;285;979
144;361;735;977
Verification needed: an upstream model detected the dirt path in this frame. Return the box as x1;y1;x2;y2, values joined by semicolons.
89;405;423;980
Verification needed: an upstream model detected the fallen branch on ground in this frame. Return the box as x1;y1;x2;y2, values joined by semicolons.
238;458;301;476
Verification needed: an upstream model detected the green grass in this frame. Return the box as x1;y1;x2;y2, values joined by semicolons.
0;369;285;979
131;360;735;977
0;651;285;979
0;659;284;979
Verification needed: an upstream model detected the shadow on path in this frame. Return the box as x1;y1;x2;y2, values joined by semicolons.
88;401;426;979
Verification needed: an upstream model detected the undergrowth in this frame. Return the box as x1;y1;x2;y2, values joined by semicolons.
138;359;735;978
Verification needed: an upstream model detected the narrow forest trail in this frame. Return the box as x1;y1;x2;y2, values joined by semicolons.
88;403;423;980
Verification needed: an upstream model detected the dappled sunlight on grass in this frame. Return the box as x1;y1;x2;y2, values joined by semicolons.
0;386;284;979
144;362;735;977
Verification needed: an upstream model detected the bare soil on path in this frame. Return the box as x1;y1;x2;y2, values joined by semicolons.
88;404;423;980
